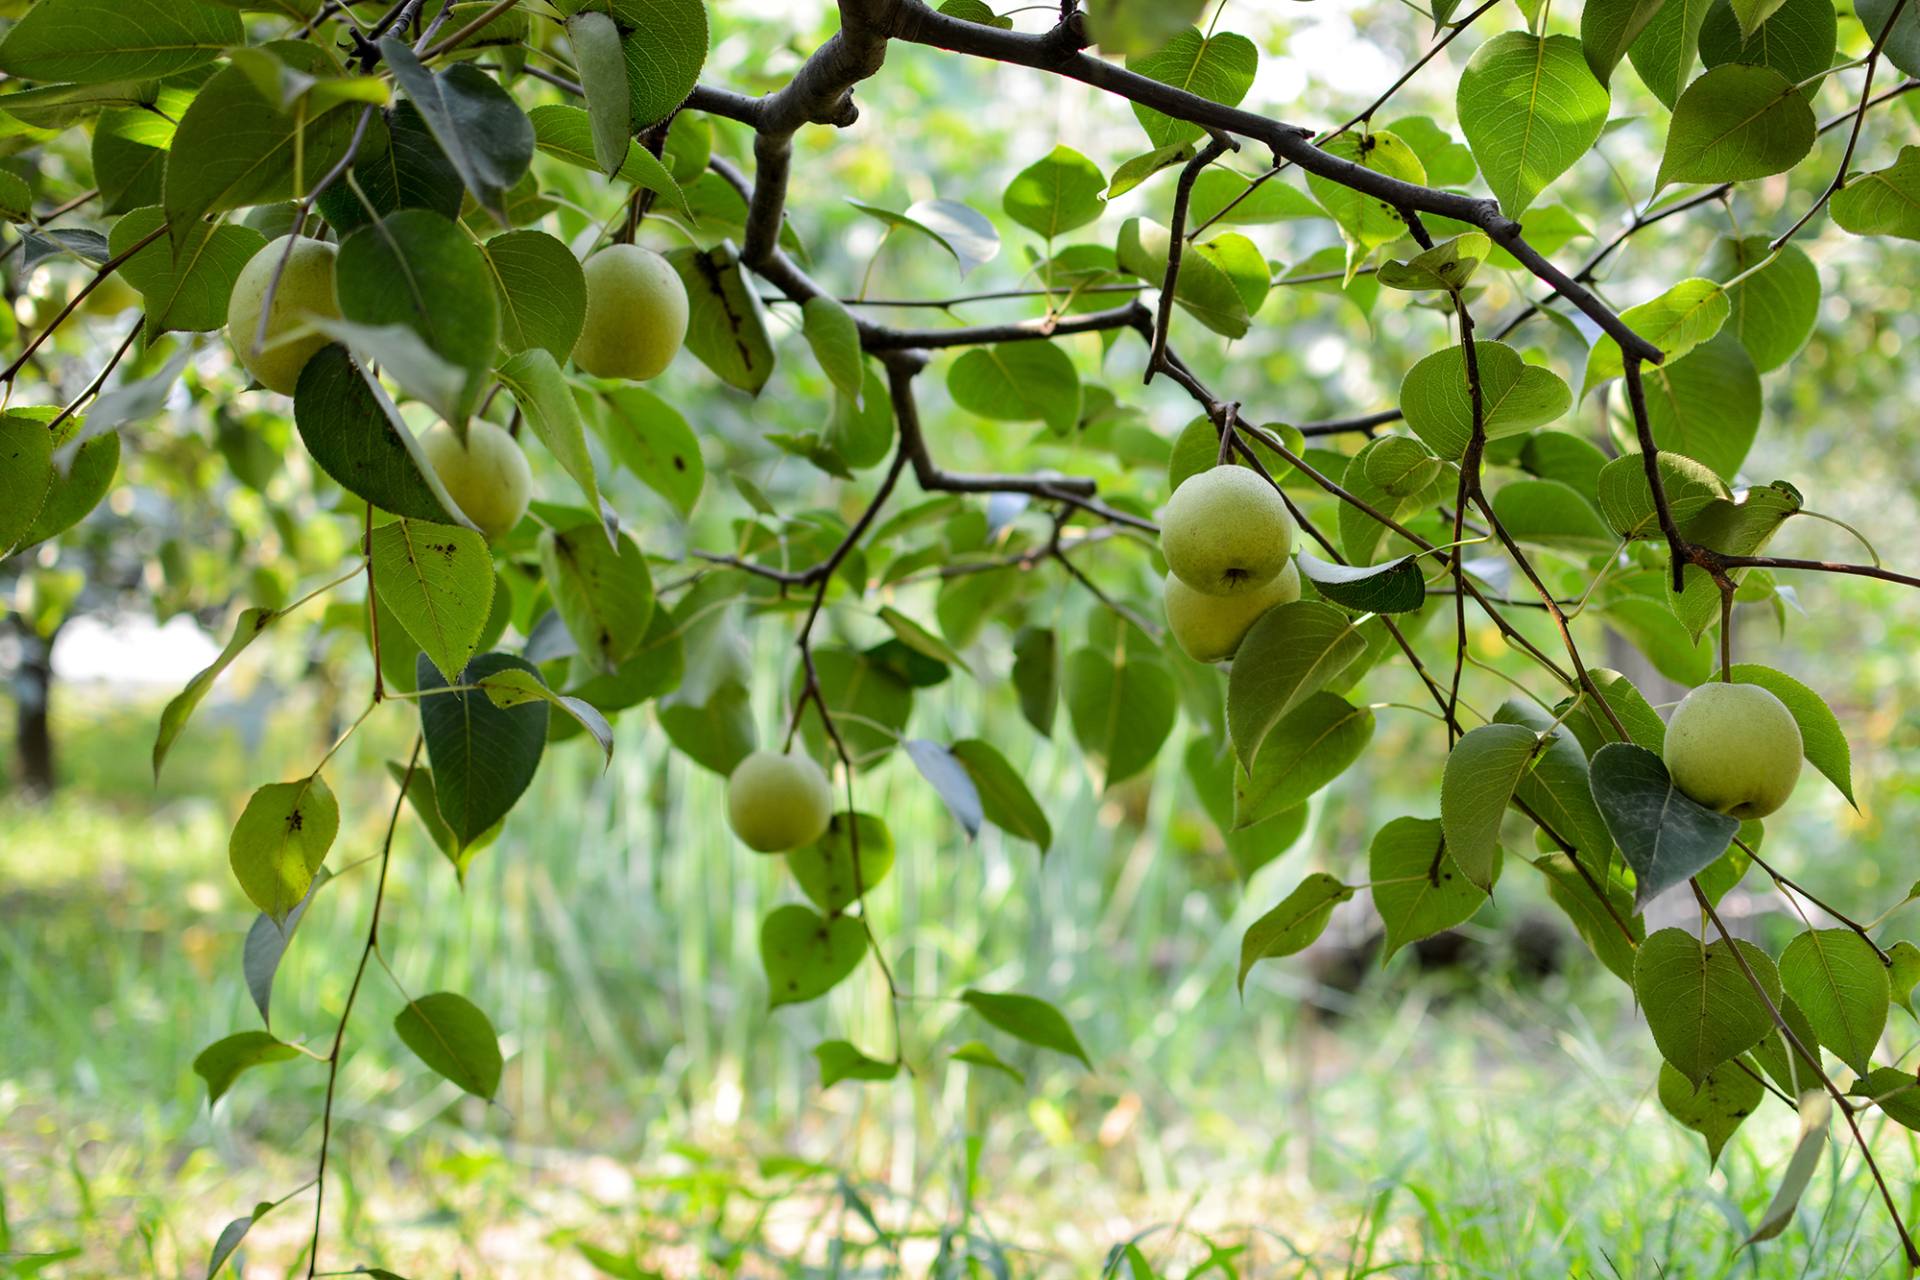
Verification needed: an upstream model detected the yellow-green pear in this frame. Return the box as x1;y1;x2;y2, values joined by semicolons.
726;749;833;853
226;236;340;395
1663;682;1803;819
420;420;532;541
1164;560;1300;662
572;244;689;381
1160;465;1294;596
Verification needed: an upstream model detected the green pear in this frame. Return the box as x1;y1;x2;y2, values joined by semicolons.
226;237;340;395
1164;560;1301;662
572;244;689;381
727;749;834;853
1160;465;1294;596
1663;682;1803;819
420;420;532;541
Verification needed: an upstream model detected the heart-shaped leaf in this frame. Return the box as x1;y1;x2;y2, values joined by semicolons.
1779;928;1890;1077
1634;926;1781;1085
1588;742;1739;908
1440;723;1542;891
1370;816;1492;961
394;991;502;1099
1239;872;1355;993
417;651;549;851
761;904;868;1007
788;812;894;913
1227;600;1367;769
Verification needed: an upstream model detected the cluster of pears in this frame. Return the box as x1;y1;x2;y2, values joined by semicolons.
1159;465;1300;662
1663;681;1804;819
725;749;835;853
222;236;690;542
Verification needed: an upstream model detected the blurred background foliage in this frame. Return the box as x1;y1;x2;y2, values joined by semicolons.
3;0;1920;1275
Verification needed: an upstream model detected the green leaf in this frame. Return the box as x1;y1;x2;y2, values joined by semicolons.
1537;851;1644;982
569;11;630;176
317;101;463;235
1226;600;1367;769
1128;28;1258;149
337;209;499;418
591;384;705;518
497;348;601;517
1340;436;1444;566
1012;626;1058;737
1638;334;1762;483
1584;0;1673;84
1085;0;1208;55
476;665;614;764
946;340;1081;435
951;738;1052;850
1456;33;1610;217
417;651;549;849
949;1039;1024;1081
0;416;52;555
1635;926;1782;1085
1658;1060;1762;1166
796;648;913;766
1656;64;1814;187
483;229;588;362
1830;146;1920;241
1750;992;1822;1094
107;207;261;338
380;39;532;223
292;346;470;525
1522;430;1607;496
1706;236;1818;373
1375;232;1493;292
193;1032;298;1106
242;867;328;1028
1003;144;1107;239
937;0;1014;28
1889;940;1920;1018
1115;216;1253;336
369;518;494;684
852;197;1001;277
960;989;1091;1066
1729;0;1790;39
391;762;500;880
1629;0;1716;106
1372;817;1490;962
1668;479;1801;635
1441;723;1539;891
1725;664;1854;806
540;523;655;674
1400;341;1572;458
667;242;775;394
1779;928;1889;1076
762;904;867;1007
788;812;894;913
206;1200;279;1279
1106;141;1198;197
1595;451;1731;538
878;605;970;673
1491;479;1616;552
526;103;690;216
1305;130;1428;273
1700;0;1836;86
1187;166;1325;225
154;608;277;779
801;296;866;405
1746;1093;1830;1245
1238;873;1355;993
1295;553;1424;613
229;774;340;921
1856;0;1920;78
394;991;502;1098
814;1039;898;1088
163;42;360;239
0;0;241;83
905;738;984;838
1583;277;1729;396
1233;692;1375;828
613;0;708;128
1494;699;1612;868
1855;1067;1920;1128
1588;743;1739;908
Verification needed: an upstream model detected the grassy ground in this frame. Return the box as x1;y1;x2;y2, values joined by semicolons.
4;677;1918;1279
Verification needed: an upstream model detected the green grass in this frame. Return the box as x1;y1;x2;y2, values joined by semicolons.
3;683;1918;1279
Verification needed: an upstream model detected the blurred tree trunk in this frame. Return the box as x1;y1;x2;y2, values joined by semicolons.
12;621;56;799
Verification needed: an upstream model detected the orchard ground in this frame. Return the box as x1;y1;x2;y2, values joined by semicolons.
4;573;1918;1278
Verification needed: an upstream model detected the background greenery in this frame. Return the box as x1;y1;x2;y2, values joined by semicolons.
5;0;1920;1275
